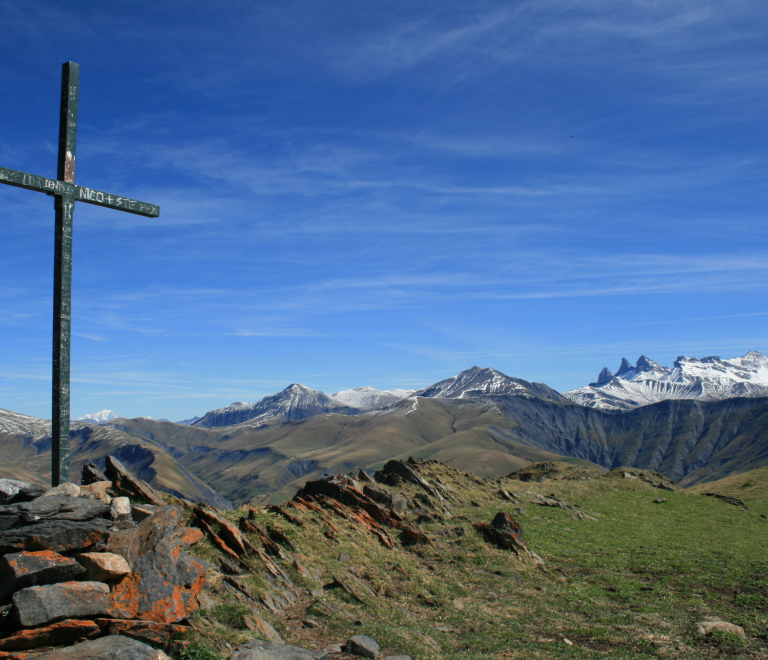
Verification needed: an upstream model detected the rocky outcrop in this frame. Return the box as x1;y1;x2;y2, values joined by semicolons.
474;512;543;564
0;460;206;655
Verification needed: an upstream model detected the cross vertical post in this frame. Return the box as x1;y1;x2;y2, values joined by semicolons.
0;63;160;486
51;62;78;486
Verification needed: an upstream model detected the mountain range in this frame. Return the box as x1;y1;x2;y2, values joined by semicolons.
564;350;768;411
2;352;767;507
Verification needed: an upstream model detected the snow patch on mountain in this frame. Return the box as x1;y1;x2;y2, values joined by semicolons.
331;386;415;411
193;383;362;428
75;410;116;423
413;366;566;403
564;350;768;411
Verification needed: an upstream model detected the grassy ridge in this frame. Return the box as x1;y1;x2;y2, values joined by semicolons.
182;462;768;659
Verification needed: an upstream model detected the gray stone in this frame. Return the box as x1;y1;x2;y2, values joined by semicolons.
0;479;45;505
0;519;110;554
81;463;109;486
32;634;171;659
363;484;411;513
343;635;380;658
0;495;110;525
111;496;131;520
0;550;86;598
41;483;81;498
231;639;330;660
13;581;110;626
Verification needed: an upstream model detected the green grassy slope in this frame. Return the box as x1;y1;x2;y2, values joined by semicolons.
181;460;768;660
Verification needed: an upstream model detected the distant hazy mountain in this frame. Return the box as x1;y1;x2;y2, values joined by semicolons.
176;416;202;426
565;351;768;411
192;367;565;429
192;383;362;428
331;386;415;411
0;409;231;508
414;366;568;403
74;409;116;423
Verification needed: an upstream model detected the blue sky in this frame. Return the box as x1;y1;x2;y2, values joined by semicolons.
1;0;767;421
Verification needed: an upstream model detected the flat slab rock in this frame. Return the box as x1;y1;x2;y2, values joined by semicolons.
0;520;110;555
29;634;171;659
13;581;109;627
0;550;85;599
0;495;110;527
0;619;100;651
95;619;188;646
231;639;331;660
343;635;380;658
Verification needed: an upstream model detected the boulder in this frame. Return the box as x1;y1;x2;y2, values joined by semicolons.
111;497;131;520
0;480;45;505
31;634;171;659
0;550;86;598
79;482;112;504
0;520;110;554
104;456;165;506
108;506;206;623
231;639;330;660
343;635;379;658
13;581;109;627
474;512;543;564
41;483;80;498
696;620;746;637
80;464;108;486
74;553;130;581
0;619;100;651
94;619;188;646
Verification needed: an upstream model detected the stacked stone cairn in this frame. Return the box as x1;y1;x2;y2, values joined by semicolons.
0;456;206;659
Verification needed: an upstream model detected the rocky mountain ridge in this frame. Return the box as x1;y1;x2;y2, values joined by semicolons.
193;366;566;430
193;384;362;429
564;350;768;411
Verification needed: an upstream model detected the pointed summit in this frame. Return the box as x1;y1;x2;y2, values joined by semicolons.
596;367;613;384
194;384;361;428
414;366;566;402
615;358;634;378
635;355;663;373
564;351;768;411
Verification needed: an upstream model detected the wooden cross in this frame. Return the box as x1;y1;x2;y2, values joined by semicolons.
0;62;160;486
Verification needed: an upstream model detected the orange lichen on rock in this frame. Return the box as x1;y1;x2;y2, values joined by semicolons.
108;506;206;623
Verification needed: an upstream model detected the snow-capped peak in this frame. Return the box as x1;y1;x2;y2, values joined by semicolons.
193;383;359;428
413;366;564;402
75;410;116;423
331;386;415;411
565;351;768;411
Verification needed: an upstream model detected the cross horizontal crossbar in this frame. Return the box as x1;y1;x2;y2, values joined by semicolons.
0;165;160;218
